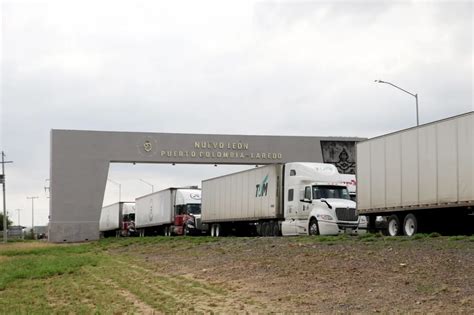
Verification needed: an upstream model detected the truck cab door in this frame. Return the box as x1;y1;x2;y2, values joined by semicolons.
281;187;297;235
296;186;312;234
300;186;312;217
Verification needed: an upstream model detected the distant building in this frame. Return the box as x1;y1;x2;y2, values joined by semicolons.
8;226;26;239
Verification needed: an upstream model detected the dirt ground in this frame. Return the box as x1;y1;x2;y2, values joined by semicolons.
113;236;474;314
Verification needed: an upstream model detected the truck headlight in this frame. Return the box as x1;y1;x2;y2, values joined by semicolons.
317;214;334;221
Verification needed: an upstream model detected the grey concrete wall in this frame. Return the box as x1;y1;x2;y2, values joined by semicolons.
49;130;363;242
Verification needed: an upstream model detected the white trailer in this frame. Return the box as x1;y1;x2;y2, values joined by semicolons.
135;187;202;236
202;162;360;237
99;202;136;237
357;111;474;236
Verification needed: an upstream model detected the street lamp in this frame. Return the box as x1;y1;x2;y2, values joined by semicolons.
107;178;122;202
26;196;39;237
44;179;50;198
138;179;154;193
375;79;419;126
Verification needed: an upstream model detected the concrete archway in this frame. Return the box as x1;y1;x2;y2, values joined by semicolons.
49;130;362;242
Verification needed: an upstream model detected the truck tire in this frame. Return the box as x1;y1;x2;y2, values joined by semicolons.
387;215;401;236
261;222;270;237
308;218;319;236
215;224;221;237
271;222;280;236
210;224;215;237
403;213;418;236
260;222;267;236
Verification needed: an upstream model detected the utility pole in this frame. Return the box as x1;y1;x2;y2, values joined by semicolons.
26;196;39;238
1;151;13;243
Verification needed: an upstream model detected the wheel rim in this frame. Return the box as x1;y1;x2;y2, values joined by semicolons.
309;220;318;236
211;225;215;237
215;225;220;237
388;219;399;236
404;217;415;236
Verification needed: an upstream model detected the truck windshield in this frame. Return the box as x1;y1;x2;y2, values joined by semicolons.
187;204;201;215
313;185;351;200
123;213;135;222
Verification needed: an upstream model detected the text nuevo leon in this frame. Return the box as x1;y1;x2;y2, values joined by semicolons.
194;142;249;150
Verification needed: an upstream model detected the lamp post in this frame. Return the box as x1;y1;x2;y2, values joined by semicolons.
44;179;50;198
138;179;154;193
107;178;121;202
375;80;419;126
26;196;39;238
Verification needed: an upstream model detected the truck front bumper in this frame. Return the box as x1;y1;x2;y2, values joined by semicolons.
318;220;359;235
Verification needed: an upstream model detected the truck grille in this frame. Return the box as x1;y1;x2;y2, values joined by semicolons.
196;217;202;230
335;208;358;222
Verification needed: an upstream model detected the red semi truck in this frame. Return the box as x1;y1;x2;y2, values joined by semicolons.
135;187;202;236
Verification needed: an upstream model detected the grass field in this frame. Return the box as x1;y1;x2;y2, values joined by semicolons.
0;234;473;314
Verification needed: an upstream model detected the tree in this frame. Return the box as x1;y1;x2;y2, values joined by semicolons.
0;213;13;231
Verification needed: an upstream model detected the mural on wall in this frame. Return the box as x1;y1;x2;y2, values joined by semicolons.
320;141;356;174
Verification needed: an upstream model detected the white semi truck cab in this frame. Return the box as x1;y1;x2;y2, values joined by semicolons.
281;163;358;236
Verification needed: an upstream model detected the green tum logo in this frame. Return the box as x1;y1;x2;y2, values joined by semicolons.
255;175;269;197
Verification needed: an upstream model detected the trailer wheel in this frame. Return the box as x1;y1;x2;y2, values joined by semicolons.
261;222;270;237
271;222;280;236
387;215;401;236
215;224;221;237
403;213;418;237
308;218;319;236
210;224;215;237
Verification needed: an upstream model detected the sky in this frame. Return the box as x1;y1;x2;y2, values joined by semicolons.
1;0;472;227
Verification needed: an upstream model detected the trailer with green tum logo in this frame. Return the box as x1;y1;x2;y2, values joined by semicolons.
201;163;359;237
